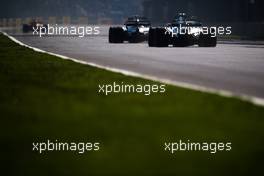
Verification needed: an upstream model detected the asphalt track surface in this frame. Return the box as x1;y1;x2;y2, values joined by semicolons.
2;26;264;99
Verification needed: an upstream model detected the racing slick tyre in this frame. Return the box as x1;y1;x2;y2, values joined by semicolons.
109;27;124;43
198;34;217;47
155;28;169;47
149;28;169;47
148;28;157;47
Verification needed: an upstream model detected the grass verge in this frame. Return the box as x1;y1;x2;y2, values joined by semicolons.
0;34;264;176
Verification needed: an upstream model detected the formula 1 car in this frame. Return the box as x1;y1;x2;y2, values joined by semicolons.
149;13;217;47
109;16;151;43
22;20;47;33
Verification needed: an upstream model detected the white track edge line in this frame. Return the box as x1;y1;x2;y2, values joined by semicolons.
2;31;264;107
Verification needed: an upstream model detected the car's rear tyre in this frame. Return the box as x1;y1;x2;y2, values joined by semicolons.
148;28;157;47
198;33;217;47
156;28;169;47
149;28;169;47
109;27;124;43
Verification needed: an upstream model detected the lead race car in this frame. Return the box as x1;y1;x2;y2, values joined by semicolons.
149;13;217;47
109;16;151;43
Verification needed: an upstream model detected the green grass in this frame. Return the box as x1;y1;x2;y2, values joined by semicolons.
0;34;264;176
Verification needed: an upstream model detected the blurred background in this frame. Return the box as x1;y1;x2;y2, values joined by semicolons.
0;0;264;38
0;0;143;24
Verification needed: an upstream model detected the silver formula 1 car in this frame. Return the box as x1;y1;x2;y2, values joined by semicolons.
109;16;151;43
149;13;217;47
